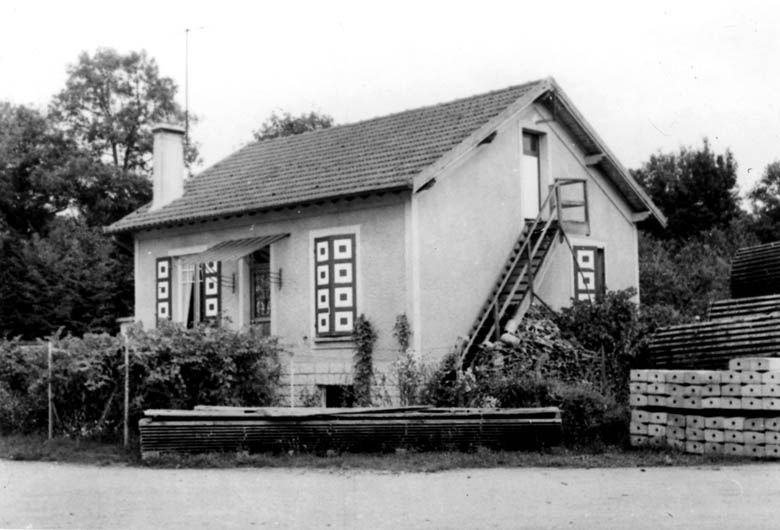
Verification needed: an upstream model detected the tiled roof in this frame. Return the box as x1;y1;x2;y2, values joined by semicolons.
107;80;544;233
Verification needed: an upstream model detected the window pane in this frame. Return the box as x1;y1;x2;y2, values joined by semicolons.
522;132;539;156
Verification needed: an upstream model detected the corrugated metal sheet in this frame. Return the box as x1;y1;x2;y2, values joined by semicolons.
139;407;562;457
179;234;289;266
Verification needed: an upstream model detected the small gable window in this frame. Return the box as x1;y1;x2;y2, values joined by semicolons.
573;246;605;301
314;234;356;338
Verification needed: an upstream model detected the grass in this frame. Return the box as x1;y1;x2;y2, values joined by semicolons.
0;434;765;472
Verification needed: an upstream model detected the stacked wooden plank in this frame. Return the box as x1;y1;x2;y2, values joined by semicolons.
731;242;780;299
645;314;780;369
139;406;563;458
630;359;780;457
707;294;780;321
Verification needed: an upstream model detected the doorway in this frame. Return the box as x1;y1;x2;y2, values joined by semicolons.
522;132;542;220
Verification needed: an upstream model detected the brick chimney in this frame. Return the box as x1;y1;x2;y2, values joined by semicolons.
150;124;185;211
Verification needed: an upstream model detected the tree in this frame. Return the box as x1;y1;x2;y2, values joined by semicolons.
638;218;759;318
50;48;198;172
0;218;127;338
631;139;741;239
0;102;74;235
252;111;334;141
747;161;780;243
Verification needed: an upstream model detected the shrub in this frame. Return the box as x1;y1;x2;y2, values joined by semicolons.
555;289;685;403
555;382;628;448
0;324;283;439
416;292;665;448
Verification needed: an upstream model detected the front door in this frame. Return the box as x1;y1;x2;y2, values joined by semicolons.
522;132;541;220
250;247;272;335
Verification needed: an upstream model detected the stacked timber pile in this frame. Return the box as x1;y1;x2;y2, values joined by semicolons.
645;241;780;369
646;314;780;369
629;358;780;457
139;406;563;458
730;242;780;299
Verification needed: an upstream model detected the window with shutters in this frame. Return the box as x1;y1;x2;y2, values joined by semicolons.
314;234;356;338
573;246;605;301
156;257;172;325
179;260;222;327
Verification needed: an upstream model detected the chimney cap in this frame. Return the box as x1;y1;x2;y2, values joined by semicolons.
152;123;185;135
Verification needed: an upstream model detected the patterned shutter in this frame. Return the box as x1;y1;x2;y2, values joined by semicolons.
201;261;221;321
315;234;356;337
573;246;605;301
156;257;172;325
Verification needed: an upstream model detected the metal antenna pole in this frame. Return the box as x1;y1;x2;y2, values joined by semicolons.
185;28;190;150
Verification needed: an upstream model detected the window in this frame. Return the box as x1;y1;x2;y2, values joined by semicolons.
314;234;356;338
573;246;605;301
250;248;271;335
156;258;172;325
180;260;222;327
522;131;542;219
322;385;355;407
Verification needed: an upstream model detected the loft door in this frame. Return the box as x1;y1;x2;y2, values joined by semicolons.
522;132;541;220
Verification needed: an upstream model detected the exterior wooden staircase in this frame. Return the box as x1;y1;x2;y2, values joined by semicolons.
462;179;589;365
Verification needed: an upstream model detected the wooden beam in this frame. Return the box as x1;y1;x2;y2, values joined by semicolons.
584;153;605;166
631;211;652;223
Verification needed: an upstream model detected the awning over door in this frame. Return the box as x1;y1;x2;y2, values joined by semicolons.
180;234;289;266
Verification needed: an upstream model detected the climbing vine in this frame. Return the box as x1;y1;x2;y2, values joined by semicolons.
352;314;377;407
393;313;412;352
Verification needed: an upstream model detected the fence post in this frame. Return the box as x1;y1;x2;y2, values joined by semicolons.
289;355;295;408
47;341;53;441
123;334;130;449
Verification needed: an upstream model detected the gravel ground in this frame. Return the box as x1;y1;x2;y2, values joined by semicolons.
1;460;779;529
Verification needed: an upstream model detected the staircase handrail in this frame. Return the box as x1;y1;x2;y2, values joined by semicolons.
461;179;587;359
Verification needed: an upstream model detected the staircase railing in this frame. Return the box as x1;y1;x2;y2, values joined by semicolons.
461;178;589;360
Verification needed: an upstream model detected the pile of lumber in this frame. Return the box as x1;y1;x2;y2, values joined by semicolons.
707;294;780;321
139;406;563;458
730;242;780;299
645;314;780;369
629;357;780;457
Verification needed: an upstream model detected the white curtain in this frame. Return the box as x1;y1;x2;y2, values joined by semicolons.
178;260;196;324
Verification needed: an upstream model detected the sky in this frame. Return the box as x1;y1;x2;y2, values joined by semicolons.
2;0;779;197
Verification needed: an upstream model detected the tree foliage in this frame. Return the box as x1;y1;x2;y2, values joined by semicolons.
0;48;185;339
0;103;73;235
747;161;780;243
252;110;334;141
631;139;740;239
0;219;129;338
638;219;759;318
50;48;198;171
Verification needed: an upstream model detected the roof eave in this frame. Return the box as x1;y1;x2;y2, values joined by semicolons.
412;79;552;192
104;184;413;235
546;79;667;228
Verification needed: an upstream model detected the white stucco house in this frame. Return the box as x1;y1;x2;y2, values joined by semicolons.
107;77;665;404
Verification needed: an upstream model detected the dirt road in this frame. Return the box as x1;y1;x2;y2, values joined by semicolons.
1;460;778;529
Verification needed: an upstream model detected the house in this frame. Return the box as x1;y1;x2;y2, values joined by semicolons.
106;77;666;405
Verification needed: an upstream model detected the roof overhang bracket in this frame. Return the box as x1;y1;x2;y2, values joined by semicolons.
535;90;558;124
631;211;652;223
477;131;497;146
584;153;606;166
416;178;436;193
